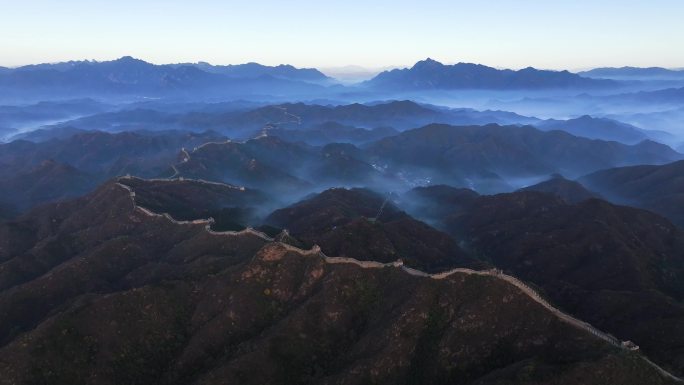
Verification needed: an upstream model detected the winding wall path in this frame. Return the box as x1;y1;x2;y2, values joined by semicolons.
114;181;683;383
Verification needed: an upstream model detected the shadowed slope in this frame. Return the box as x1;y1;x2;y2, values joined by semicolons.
0;180;678;384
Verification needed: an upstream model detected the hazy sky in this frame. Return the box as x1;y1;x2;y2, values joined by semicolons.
1;0;683;70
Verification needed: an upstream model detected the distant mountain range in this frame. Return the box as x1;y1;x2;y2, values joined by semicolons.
365;58;615;90
181;61;330;82
580;67;684;80
11;99;680;149
0;57;630;102
31;100;538;140
614;86;684;104
236;100;538;131
263;122;398;146
2;117;681;216
8;56;330;83
168;122;681;196
538;115;670;144
0;56;330;100
0;99;112;140
11;97;681;150
365;123;681;191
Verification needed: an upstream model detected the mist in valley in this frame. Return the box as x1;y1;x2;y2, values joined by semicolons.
2;58;684;219
4;0;684;381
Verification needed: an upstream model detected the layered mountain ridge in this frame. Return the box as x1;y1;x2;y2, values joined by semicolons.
0;178;680;384
365;58;615;90
3;53;684;385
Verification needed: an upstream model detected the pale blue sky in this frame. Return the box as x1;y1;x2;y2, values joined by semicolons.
1;0;682;70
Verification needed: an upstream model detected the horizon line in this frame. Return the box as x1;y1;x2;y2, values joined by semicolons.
3;55;684;74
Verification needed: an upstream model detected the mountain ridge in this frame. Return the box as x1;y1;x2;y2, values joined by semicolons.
365;58;616;90
0;179;680;384
0;56;329;100
579;66;684;79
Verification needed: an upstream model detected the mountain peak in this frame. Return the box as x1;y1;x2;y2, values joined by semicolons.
520;176;599;204
411;57;444;70
114;56;146;64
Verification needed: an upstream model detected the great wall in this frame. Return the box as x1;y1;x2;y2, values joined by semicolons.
114;179;684;383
